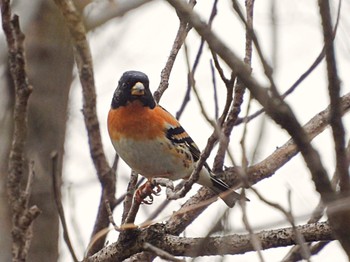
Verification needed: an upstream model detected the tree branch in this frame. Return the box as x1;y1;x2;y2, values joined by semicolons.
84;222;333;261
166;92;350;238
153;0;195;103
53;0;115;255
166;0;335;204
318;0;350;255
319;0;348;191
1;1;41;260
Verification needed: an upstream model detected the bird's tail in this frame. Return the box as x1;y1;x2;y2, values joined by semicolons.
198;166;247;208
209;176;244;208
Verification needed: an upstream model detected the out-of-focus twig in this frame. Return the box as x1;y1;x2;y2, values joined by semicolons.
318;0;350;254
282;140;348;261
318;0;348;191
84;0;153;31
51;152;78;262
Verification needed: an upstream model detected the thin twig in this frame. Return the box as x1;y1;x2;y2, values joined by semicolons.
283;138;349;261
232;0;278;97
235;0;342;126
213;0;254;172
241;194;265;262
176;0;219;119
154;0;196;103
251;187;311;261
104;200;120;232
164;78;350;242
122;171;139;224
51;152;78;262
210;59;219;120
84;0;153;31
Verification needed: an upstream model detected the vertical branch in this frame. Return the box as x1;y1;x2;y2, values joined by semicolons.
318;0;348;191
154;0;195;103
176;0;219;119
1;1;41;261
318;0;350;256
53;0;115;255
213;0;254;172
51;152;78;262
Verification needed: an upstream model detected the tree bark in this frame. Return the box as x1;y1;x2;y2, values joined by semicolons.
0;1;74;261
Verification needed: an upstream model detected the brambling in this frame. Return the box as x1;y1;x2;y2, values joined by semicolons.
107;71;243;207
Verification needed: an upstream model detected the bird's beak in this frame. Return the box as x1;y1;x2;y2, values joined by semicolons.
131;82;145;96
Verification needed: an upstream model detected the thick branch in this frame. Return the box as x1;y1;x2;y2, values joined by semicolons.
85;222;332;261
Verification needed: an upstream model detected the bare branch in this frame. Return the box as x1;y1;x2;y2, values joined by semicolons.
176;0;219;119
51;152;78;262
154;0;195;103
143;242;185;262
1;1;41;260
213;0;254;172
84;0;153;31
318;0;349;191
84;222;332;261
237;92;350;187
235;0;342;126
53;0;115;255
166;92;350;238
167;0;335;203
121;171;139;224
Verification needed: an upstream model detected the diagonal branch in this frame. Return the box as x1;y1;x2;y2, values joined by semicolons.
166;0;334;205
153;0;195;103
53;0;115;256
166;91;350;238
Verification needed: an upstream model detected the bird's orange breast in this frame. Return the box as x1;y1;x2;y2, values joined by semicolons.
108;101;179;141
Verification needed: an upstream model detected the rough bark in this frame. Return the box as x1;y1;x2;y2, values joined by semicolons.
0;1;74;261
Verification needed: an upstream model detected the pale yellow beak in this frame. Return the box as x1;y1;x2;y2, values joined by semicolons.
131;82;145;96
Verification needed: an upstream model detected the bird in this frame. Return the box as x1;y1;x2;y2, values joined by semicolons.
107;70;243;207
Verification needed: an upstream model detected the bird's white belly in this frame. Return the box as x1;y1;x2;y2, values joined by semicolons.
112;138;193;180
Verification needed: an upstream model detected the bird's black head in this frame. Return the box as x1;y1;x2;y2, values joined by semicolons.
111;71;156;109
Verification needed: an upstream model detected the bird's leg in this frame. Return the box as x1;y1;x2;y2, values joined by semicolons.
134;179;162;205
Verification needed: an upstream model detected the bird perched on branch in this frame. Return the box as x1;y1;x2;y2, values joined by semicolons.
107;70;244;207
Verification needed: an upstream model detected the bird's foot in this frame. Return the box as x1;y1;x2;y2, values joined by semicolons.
135;180;161;205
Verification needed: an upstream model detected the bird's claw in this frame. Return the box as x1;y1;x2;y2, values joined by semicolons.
135;181;162;205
